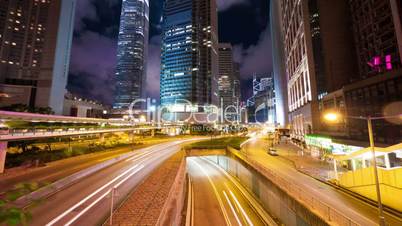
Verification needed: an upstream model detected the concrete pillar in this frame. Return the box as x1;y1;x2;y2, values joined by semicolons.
384;154;391;169
0;141;7;173
351;159;356;171
333;159;339;181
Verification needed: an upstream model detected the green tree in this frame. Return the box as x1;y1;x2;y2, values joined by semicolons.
0;104;54;115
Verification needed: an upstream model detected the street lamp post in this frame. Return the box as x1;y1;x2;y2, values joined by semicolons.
367;117;386;226
323;112;402;226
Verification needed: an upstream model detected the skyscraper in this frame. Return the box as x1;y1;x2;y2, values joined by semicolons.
233;62;241;106
255;74;276;124
270;0;288;128
349;0;402;77
160;0;219;111
218;44;234;107
218;43;240;122
0;0;76;115
246;75;276;124
113;0;149;110
280;0;358;142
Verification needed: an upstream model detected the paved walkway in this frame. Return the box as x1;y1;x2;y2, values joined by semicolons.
110;151;185;226
273;142;343;181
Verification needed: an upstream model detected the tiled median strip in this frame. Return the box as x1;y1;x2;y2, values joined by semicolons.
107;151;186;226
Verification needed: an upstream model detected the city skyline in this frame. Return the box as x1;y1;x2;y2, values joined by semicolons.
67;0;271;105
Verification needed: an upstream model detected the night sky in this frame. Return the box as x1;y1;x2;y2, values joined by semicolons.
67;0;272;105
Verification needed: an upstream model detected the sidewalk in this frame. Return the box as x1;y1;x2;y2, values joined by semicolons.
273;142;344;181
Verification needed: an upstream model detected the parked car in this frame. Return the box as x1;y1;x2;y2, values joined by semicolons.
267;148;278;156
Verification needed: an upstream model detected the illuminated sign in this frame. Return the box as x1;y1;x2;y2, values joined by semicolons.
368;55;393;72
385;55;392;70
305;135;332;150
305;134;362;155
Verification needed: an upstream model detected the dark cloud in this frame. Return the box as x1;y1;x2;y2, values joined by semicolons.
69;31;117;104
233;27;273;79
74;0;98;31
217;0;249;11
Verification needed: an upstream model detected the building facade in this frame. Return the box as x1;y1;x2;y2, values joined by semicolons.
319;70;402;146
247;75;276;124
160;0;219;111
0;0;76;115
233;62;241;101
349;0;402;78
255;75;276;124
316;0;402;147
63;92;106;118
280;0;358;142
218;43;240;122
113;0;149;110
270;0;288;128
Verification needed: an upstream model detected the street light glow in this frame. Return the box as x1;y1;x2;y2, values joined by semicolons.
323;112;340;122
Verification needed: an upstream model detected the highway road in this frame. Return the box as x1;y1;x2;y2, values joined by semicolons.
187;157;276;226
242;138;402;226
24;139;199;226
0;138;180;194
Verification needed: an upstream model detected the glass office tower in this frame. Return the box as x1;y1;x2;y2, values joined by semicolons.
160;0;219;111
113;0;149;110
160;0;193;109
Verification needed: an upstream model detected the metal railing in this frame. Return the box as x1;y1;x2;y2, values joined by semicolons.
0;126;178;141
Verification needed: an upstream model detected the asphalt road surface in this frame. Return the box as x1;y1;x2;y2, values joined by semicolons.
187;157;276;226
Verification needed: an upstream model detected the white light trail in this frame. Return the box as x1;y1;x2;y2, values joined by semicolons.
64;166;144;226
223;190;243;226
229;190;253;226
